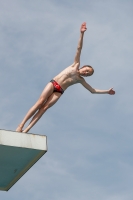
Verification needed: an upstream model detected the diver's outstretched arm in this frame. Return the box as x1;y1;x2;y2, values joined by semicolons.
81;78;115;94
74;22;87;64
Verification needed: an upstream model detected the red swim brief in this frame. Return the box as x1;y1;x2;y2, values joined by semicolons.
50;80;64;94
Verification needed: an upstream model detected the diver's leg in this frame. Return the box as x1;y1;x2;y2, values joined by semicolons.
23;92;61;133
16;82;54;132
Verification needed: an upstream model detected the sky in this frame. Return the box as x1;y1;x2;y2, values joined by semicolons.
0;0;133;199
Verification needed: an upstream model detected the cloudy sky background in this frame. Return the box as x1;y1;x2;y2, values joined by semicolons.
0;0;133;199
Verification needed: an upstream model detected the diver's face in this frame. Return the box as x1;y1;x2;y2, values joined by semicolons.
79;67;93;77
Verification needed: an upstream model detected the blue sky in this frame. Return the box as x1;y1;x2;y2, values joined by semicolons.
0;0;133;199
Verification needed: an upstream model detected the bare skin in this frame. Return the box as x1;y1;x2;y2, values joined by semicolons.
16;22;115;133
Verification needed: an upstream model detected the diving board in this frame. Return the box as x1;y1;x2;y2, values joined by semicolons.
0;129;47;191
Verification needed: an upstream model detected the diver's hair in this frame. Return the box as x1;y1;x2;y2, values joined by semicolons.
82;65;94;76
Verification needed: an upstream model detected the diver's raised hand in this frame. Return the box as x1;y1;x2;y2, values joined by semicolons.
80;22;87;33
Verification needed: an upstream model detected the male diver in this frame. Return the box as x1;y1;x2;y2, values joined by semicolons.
16;22;115;133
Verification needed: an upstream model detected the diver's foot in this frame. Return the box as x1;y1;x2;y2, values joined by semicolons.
16;124;23;132
22;128;29;133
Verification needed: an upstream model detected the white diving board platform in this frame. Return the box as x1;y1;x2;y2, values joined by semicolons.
0;129;47;191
